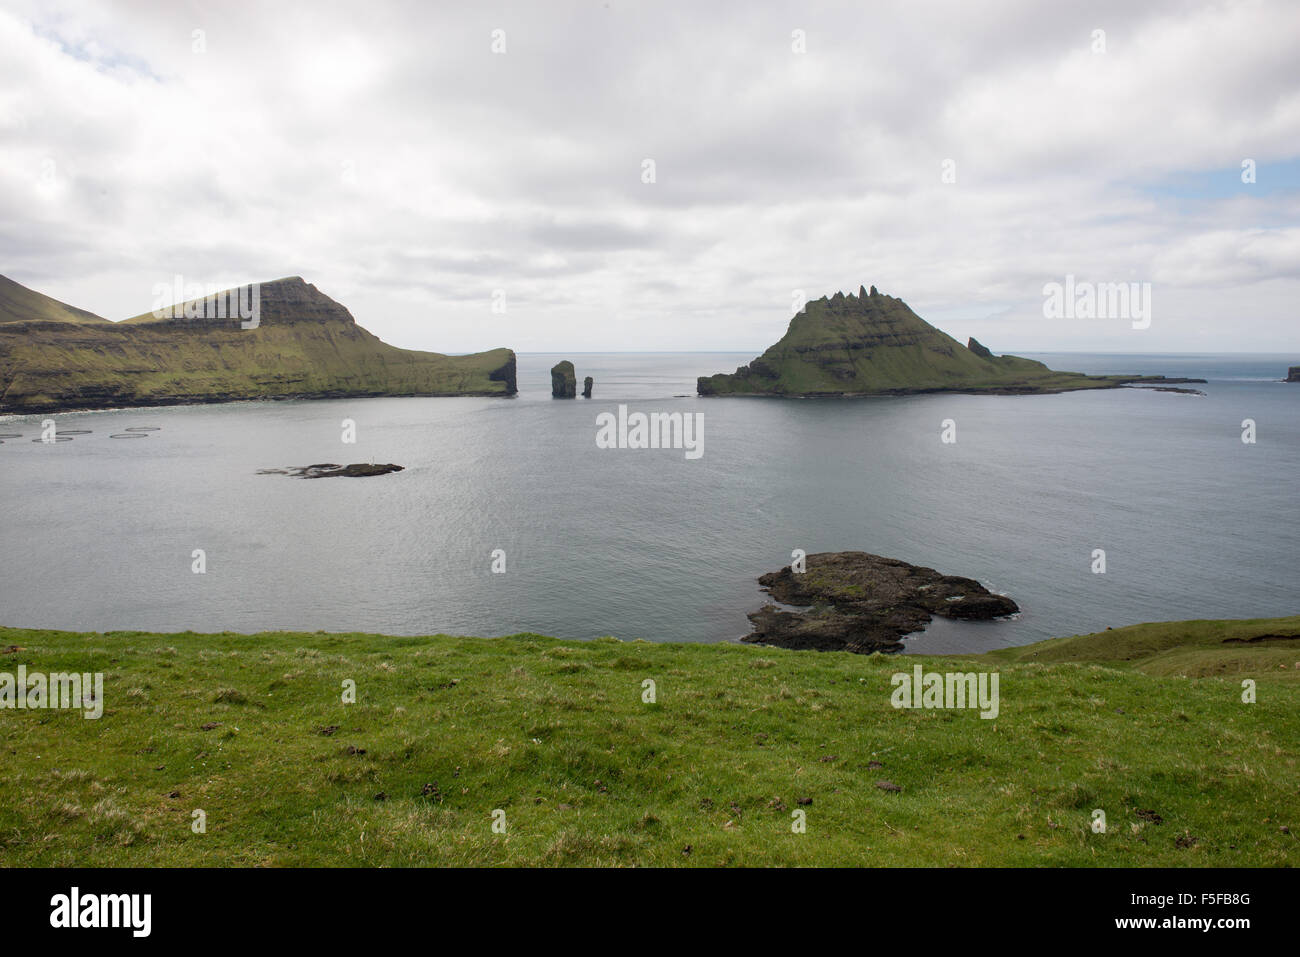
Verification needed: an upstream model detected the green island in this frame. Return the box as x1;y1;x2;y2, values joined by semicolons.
0;275;516;414
1;616;1294;866
698;285;1204;397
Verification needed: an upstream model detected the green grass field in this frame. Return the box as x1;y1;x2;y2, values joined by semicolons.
1;617;1296;866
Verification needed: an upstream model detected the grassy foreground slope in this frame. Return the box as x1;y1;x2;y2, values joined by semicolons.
0;618;1295;867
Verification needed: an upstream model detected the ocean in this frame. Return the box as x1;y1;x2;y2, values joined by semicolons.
1;353;1296;654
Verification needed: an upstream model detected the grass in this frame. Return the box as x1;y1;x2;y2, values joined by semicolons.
0;617;1296;867
697;288;1162;396
0;276;515;413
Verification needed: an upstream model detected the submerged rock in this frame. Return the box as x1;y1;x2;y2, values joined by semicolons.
261;463;404;479
582;375;593;398
551;360;577;398
742;551;1018;654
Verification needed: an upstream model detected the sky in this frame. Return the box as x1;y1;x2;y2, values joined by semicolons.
2;0;1299;354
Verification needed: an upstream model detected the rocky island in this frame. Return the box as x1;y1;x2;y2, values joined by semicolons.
1287;366;1299;383
698;285;1204;397
258;463;404;479
551;360;577;397
0;274;517;414
742;551;1019;654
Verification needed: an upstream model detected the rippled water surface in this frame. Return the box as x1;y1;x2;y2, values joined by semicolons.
2;353;1296;654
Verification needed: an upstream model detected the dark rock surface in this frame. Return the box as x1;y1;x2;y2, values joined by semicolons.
742;551;1019;654
551;360;577;397
1125;384;1206;395
259;463;404;479
582;375;593;398
1287;366;1300;382
967;337;994;359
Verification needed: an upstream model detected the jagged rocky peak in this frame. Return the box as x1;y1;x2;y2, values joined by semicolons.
551;360;577;397
126;275;359;327
696;282;1200;398
259;277;359;325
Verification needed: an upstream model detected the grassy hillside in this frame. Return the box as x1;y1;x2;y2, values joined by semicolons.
0;276;516;413
1;617;1294;866
698;286;1166;396
0;274;108;325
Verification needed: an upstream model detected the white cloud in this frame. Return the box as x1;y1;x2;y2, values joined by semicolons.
1;0;1298;352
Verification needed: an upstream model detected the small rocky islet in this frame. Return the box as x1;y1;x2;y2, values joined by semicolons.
550;359;594;398
742;551;1019;654
258;463;404;479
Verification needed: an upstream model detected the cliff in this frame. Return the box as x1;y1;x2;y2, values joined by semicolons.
0;275;516;413
697;285;1195;396
550;360;576;397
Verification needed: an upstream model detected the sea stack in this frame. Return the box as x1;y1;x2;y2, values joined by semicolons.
582;376;593;398
1287;366;1300;382
551;360;577;397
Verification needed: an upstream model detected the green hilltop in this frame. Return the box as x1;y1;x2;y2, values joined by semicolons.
0;274;109;325
0;275;516;414
698;285;1183;396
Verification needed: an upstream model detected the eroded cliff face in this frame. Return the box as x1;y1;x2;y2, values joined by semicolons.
0;276;517;413
550;360;576;397
696;285;1163;397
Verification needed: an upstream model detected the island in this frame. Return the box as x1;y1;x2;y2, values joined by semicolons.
258;463;405;479
698;285;1205;397
0;274;517;414
742;550;1019;654
1287;366;1299;383
551;360;577;397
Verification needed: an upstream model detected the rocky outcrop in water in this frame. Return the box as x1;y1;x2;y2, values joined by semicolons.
259;463;404;479
1287;367;1300;382
582;376;593;398
742;551;1019;654
551;360;577;397
698;285;1204;397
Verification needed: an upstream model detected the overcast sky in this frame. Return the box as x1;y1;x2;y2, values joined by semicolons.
3;0;1298;353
